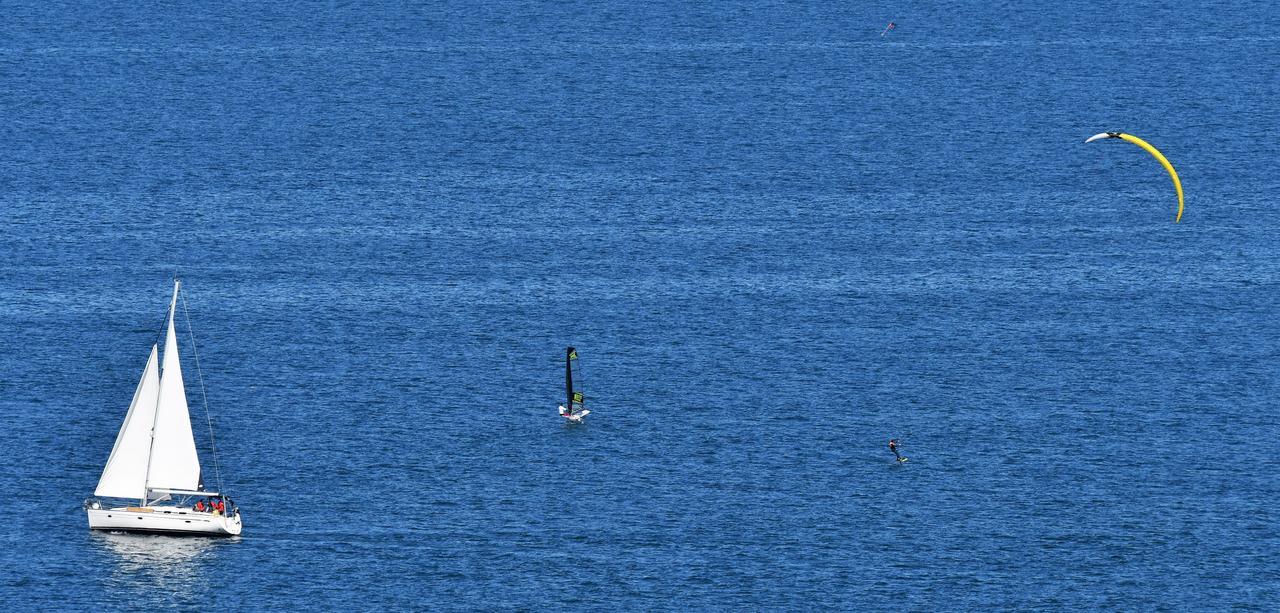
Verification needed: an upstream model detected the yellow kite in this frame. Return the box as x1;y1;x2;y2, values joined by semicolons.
1086;132;1184;223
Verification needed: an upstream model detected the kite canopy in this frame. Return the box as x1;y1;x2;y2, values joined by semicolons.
1086;132;1184;223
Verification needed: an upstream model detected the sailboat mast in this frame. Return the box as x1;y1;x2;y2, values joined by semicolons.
142;279;181;506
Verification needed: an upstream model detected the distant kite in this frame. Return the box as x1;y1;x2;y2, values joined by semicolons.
1086;132;1185;223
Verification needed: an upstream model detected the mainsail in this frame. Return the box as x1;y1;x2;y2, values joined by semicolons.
565;347;584;414
145;281;203;493
94;345;160;499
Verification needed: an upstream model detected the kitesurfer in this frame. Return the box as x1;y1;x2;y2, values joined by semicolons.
888;438;903;461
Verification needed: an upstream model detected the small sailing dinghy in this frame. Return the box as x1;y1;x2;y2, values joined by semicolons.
85;280;242;536
557;346;590;423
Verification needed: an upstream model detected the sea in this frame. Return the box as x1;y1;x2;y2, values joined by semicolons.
1;1;1277;609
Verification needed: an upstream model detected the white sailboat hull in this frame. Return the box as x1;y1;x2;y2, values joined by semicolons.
87;506;242;537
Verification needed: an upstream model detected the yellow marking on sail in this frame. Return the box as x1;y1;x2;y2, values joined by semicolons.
568;350;578;360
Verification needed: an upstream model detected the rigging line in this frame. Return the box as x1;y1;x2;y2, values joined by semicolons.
153;301;171;349
181;290;225;495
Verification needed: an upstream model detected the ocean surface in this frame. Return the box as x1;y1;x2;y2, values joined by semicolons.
1;1;1278;609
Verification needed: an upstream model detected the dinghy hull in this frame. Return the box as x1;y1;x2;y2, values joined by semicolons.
87;506;242;536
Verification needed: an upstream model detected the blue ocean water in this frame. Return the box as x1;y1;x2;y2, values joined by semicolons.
1;0;1278;608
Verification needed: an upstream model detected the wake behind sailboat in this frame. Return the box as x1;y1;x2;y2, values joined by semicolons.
85;280;242;537
557;346;590;423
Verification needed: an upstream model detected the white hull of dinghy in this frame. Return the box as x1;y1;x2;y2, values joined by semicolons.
87;506;242;536
558;405;590;423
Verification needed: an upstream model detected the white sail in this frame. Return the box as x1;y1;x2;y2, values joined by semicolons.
146;281;202;492
94;345;160;499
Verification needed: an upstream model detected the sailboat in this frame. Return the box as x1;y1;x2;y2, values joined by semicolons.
85;280;242;536
557;346;590;423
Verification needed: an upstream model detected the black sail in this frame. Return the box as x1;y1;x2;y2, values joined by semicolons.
565;346;576;410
